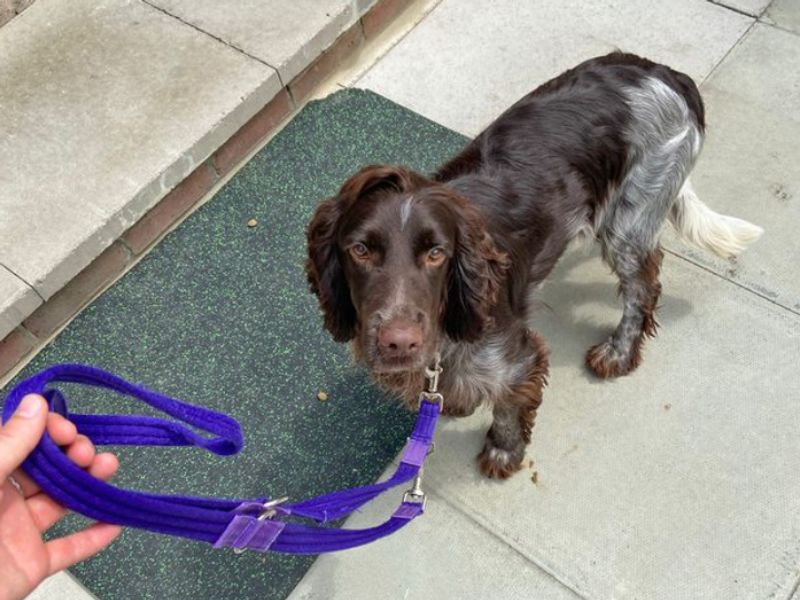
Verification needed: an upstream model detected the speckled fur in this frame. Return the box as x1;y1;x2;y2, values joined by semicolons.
478;331;549;478
589;76;701;377
308;53;762;480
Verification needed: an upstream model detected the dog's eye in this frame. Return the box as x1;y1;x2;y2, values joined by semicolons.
350;242;370;260
426;246;446;266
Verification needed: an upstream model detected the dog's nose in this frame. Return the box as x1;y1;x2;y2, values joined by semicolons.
378;320;423;358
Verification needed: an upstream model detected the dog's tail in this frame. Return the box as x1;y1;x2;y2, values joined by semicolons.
668;179;763;259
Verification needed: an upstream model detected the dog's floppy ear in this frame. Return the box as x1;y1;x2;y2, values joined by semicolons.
443;195;510;342
305;196;355;341
306;165;427;342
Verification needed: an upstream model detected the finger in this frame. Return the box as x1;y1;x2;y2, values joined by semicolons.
88;452;119;481
0;395;48;480
46;523;122;574
65;435;96;468
14;418;90;497
28;452;120;532
47;413;78;446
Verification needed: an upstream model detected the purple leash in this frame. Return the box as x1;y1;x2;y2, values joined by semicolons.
1;360;444;554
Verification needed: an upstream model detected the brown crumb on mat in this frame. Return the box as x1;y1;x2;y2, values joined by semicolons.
247;218;258;228
664;403;671;411
316;391;328;402
531;471;538;485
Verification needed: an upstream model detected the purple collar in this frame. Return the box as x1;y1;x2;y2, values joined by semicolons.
2;363;442;554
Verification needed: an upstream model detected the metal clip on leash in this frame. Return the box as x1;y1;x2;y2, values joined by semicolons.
402;353;443;511
232;496;289;555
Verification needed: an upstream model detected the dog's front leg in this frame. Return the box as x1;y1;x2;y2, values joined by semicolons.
479;402;530;479
478;332;549;479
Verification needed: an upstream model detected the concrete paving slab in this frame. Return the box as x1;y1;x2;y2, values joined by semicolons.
0;0;280;300
764;0;800;34
288;477;581;600
413;249;800;600
0;266;41;340
147;0;371;83
357;0;752;136
714;0;771;16
29;572;94;600
664;23;800;314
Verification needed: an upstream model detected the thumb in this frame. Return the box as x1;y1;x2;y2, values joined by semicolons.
0;394;48;480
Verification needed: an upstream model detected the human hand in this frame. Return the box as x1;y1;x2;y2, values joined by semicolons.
0;395;121;600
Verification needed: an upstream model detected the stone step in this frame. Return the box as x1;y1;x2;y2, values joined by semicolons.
0;0;418;379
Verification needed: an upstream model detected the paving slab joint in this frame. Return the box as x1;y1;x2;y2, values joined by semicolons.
759;19;800;37
139;0;282;75
699;17;757;85
427;485;591;600
707;0;764;18
1;264;45;304
665;249;800;319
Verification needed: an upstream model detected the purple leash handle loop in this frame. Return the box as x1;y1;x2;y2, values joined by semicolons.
2;363;441;554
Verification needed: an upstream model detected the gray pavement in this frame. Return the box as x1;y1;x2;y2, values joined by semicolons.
667;22;800;313
717;0;771;16
358;0;753;137
0;265;40;340
146;0;366;83
0;0;378;340
290;477;582;600
765;0;800;32
291;1;800;599
0;0;277;302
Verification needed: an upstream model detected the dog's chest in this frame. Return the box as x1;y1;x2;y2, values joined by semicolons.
439;335;524;409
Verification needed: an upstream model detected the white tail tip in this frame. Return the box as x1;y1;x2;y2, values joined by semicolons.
670;180;764;259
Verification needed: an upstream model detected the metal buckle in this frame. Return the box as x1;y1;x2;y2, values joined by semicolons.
424;352;442;393
421;352;444;410
233;496;289;554
402;474;427;511
256;496;289;520
420;390;444;410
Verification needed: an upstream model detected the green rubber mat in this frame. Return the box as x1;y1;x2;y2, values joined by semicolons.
3;89;467;600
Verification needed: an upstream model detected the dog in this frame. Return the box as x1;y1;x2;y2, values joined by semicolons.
305;52;763;479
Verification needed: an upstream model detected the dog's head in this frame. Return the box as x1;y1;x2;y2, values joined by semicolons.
306;164;508;374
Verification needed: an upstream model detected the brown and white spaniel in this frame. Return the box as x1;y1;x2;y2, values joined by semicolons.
305;52;762;479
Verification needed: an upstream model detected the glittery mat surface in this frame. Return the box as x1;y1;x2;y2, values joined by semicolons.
4;89;468;600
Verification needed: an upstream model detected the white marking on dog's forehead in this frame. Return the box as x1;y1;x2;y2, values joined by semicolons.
392;278;406;308
399;196;414;230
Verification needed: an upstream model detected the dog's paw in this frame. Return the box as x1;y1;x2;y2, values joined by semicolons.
477;442;524;479
585;340;638;378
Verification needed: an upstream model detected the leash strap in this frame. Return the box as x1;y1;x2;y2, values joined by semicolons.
2;364;440;554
